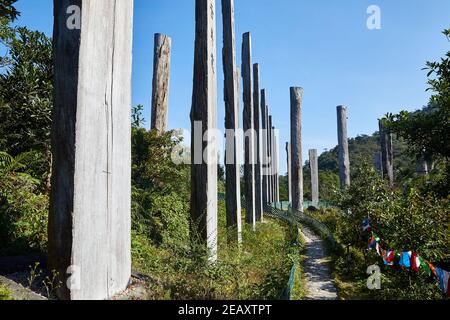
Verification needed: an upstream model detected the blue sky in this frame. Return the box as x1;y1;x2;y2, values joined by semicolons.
13;0;450;173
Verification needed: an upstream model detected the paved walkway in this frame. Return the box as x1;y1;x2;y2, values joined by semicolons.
301;226;338;300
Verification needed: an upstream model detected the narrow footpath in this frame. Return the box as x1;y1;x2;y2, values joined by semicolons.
300;226;338;300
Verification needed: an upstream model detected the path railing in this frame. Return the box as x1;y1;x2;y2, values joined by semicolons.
263;203;299;300
268;202;337;250
271;200;333;210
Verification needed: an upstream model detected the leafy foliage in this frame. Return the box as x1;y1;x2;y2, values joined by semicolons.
313;133;416;201
0;0;19;22
132;201;298;300
0;284;12;300
313;162;449;299
0;7;51;257
0;21;53;187
129;105;297;298
0;27;53;157
0;151;48;256
384;29;450;195
131;122;191;247
0;1;19;69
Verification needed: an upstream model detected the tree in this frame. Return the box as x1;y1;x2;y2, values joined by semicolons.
385;29;450;161
0;0;19;22
0;0;19;68
0;151;48;256
0;27;53;183
130;105;191;244
316;133;415;192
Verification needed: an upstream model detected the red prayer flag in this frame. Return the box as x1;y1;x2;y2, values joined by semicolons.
411;252;419;273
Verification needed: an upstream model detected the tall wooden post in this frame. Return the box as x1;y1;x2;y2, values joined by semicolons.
265;105;270;204
242;32;256;229
286;142;292;203
373;151;383;177
290;87;304;212
261;90;268;207
309;149;319;208
416;158;429;176
49;0;134;300
268;115;273;204
151;33;171;133
253;63;263;221
379;120;394;189
222;0;241;242
190;0;218;262
273;127;280;203
337;106;351;188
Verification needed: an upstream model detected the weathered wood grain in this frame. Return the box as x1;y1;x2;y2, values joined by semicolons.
260;90;268;207
379;120;394;189
242;32;256;229
309;149;319;207
190;0;218;263
50;0;133;300
290;87;304;212
286;142;292;203
268;115;273;203
221;0;241;243
337;106;351;188
253;63;263;221
151;33;171;134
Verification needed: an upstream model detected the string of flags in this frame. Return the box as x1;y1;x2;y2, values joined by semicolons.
362;219;450;297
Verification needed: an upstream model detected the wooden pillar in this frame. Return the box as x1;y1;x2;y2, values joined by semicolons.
273;127;280;202
416;158;429;176
151;33;171;133
309;149;319;208
268;115;273;203
49;0;133;300
260;90;268;207
337;106;351;188
373;151;383;177
290;87;304;212
253;63;263;221
242;32;256;229
190;0;218;262
222;0;241;243
265;105;270;204
379;120;394;189
286;142;292;203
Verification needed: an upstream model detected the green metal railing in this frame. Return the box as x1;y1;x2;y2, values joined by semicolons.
271;200;333;210
268;203;337;250
263;203;300;300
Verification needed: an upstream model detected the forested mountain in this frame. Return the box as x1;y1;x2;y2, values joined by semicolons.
316;133;417;182
281;133;420;202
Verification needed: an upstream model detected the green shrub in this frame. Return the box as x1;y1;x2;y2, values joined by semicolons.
324;161;449;299
132;190;190;249
0;284;12;300
0;154;48;256
131;201;297;300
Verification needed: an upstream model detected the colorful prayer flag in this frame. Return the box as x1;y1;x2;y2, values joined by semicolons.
399;252;411;268
419;257;431;276
361;219;449;297
411;252;419;273
437;269;450;296
384;250;395;266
